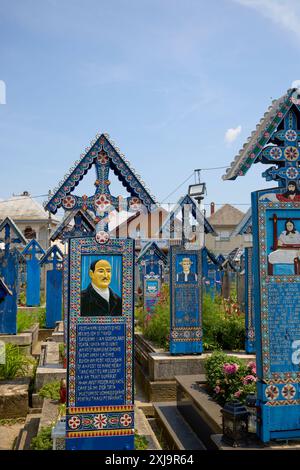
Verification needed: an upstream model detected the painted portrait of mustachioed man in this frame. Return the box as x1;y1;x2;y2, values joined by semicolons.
80;255;122;316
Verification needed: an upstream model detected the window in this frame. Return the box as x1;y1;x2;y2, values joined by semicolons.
24;226;36;239
216;230;230;241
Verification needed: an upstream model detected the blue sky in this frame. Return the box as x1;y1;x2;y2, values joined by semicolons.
1;0;300;213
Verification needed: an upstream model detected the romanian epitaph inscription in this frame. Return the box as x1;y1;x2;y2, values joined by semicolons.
76;323;125;406
174;287;198;326
268;283;300;370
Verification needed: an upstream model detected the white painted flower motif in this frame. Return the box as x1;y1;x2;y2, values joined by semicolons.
68;416;81;430
93;414;108;429
120;414;132;427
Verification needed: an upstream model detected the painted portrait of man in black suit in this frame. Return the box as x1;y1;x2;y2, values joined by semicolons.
81;259;122;316
176;257;197;283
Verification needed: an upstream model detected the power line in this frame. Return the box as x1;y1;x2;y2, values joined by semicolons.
0;194;49;204
204;203;251;206
161;166;231;203
161;172;194;203
200;166;229;171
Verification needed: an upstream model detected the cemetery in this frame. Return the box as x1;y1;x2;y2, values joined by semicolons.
0;86;299;453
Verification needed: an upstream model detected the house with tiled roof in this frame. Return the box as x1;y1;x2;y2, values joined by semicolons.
205;203;252;254
0;191;60;249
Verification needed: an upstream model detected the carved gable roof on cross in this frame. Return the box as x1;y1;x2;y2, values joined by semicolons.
44;133;156;214
223;88;300;189
44;133;157;243
0;217;27;245
230;208;252;237
160;194;217;236
40;245;64;268
50;209;96;242
22;239;45;257
202;247;219;266
136;241;168;266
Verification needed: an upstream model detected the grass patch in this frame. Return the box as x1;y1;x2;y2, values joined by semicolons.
17;308;46;333
30;426;53;450
0;344;33;380
38;381;60;400
134;431;148;450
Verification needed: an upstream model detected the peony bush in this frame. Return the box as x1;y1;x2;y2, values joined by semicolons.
205;351;257;405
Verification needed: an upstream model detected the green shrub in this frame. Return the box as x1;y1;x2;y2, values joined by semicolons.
59;343;66;362
202;294;245;351
143;284;170;349
135;306;146;332
0;344;32;380
134;431;148;450
38;381;60;400
30;426;53;450
205;351;257;405
18;291;26;307
136;289;245;352
17;308;46;333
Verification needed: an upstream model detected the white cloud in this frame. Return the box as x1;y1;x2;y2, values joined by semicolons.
233;0;300;40
225;125;242;144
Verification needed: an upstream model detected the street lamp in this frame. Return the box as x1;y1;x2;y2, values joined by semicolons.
188;183;206;203
188;168;206;203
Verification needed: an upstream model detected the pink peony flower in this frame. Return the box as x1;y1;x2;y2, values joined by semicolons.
214;386;221;394
247;361;257;374
234;390;242;398
242;375;257;385
223;363;239;375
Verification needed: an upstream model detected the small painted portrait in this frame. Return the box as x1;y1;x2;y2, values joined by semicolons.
277;181;300;202
278;219;300;246
81;256;122;316
260;182;300;202
267;214;300;275
176;255;198;283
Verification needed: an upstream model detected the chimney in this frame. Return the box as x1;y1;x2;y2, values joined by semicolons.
210;202;215;216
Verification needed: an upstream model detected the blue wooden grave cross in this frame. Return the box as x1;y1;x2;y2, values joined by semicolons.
232;209;255;353
0;217;27;334
22;239;45;307
137;242;167;313
163;194;217;355
201;247;221;299
45;133;156;451
223;87;300;442
40;245;64;329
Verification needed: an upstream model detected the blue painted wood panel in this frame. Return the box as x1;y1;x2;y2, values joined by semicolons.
0;252;18;334
170;246;202;354
66;237;134;450
253;188;300;442
244;247;255;353
26;258;41;307
45;269;62;328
